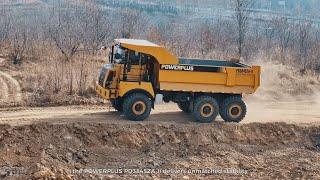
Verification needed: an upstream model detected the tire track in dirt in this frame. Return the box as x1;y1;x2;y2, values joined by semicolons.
0;75;9;101
1;101;320;126
0;57;8;102
0;57;23;104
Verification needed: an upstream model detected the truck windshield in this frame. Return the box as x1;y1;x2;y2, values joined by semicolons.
110;45;149;65
113;45;125;64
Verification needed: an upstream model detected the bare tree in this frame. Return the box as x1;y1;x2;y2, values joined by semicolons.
78;57;87;96
232;0;255;59
47;4;84;95
0;7;11;52
273;18;293;63
296;21;311;72
7;15;30;65
147;25;164;44
9;30;28;65
81;1;111;55
198;21;214;55
120;8;141;38
263;22;276;61
48;5;83;62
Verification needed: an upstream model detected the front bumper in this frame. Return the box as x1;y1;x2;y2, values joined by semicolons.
95;82;112;100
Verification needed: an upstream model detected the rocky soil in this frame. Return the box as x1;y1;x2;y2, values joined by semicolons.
0;121;319;179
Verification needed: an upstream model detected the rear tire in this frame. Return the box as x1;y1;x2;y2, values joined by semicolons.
111;99;123;112
219;96;246;123
192;96;219;123
123;93;152;121
177;102;191;113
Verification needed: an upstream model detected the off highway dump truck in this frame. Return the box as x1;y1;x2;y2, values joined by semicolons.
96;39;261;123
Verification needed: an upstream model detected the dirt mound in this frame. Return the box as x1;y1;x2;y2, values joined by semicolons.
0;122;319;179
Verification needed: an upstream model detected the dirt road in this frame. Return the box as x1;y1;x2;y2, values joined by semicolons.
0;57;22;104
0;99;319;126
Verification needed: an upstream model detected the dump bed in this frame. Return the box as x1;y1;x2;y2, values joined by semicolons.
179;58;249;68
158;58;260;94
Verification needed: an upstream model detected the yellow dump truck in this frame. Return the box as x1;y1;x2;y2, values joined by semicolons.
96;39;260;123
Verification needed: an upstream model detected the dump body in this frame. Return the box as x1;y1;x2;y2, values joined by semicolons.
159;58;260;94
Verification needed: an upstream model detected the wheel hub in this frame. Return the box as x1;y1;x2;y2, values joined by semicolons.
228;104;242;118
132;101;146;115
200;103;214;118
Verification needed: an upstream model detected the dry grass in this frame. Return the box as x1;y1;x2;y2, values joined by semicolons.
20;50;106;106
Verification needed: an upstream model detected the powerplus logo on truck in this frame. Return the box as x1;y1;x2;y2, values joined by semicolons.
160;64;194;71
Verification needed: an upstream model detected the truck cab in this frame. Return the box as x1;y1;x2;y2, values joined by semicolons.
96;39;159;121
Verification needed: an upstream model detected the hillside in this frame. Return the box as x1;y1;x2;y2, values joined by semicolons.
0;0;41;5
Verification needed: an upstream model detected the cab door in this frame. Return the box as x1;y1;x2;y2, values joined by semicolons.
121;50;148;82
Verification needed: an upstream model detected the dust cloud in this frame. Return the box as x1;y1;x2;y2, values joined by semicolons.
244;60;320;124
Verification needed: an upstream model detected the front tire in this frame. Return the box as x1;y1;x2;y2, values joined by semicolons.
219;96;247;123
123;93;152;121
192;96;219;123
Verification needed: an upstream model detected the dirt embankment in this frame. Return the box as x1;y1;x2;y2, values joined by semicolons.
0;122;319;179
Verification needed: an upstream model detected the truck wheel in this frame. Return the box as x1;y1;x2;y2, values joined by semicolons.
177;102;191;113
192;96;219;123
123;93;152;121
111;99;123;112
220;96;246;123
